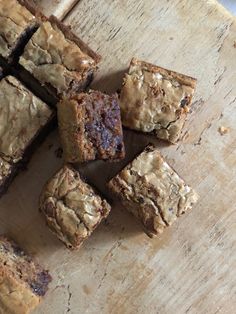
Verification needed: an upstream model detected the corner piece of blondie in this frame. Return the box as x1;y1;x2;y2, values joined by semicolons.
19;15;101;97
0;235;51;314
108;144;198;237
119;58;197;143
39;165;111;249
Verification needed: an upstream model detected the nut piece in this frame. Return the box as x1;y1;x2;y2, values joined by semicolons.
39;165;111;249
0;235;51;314
57;90;125;163
218;126;230;135
108;144;198;237
119;58;197;143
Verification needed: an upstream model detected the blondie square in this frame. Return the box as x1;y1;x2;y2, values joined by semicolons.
0;76;54;195
119;58;197;143
39;165;111;249
19;16;101;97
108;145;198;237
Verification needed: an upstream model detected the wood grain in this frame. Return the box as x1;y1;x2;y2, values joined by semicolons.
33;0;78;19
0;1;235;313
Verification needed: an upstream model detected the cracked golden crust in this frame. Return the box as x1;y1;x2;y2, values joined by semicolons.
19;17;100;96
0;236;51;314
119;58;197;143
39;165;111;249
0;76;54;163
108;145;198;237
0;0;38;59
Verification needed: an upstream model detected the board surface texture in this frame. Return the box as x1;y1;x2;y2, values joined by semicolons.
0;0;236;313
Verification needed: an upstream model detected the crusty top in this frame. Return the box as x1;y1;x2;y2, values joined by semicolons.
0;0;36;58
119;58;197;143
40;165;111;249
20;20;98;95
0;76;53;163
108;145;198;236
58;90;125;163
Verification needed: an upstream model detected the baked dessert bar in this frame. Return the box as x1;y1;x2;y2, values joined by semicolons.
108;144;198;237
0;235;51;314
0;0;40;61
0;76;54;196
39;165;111;249
19;15;101;98
119;58;197;143
57;90;125;163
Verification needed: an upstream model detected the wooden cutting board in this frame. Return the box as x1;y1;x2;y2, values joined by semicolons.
1;0;236;313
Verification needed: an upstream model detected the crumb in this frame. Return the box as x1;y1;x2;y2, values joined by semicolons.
218;126;230;135
234;41;236;48
54;147;63;158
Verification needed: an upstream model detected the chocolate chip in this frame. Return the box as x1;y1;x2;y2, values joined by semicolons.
180;97;189;108
138;196;145;204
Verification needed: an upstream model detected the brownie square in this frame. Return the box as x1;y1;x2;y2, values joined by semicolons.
57;90;125;163
119;58;197;143
0;75;54;195
0;0;40;61
19;15;101;98
39;165;111;249
108;144;198;237
0;235;51;314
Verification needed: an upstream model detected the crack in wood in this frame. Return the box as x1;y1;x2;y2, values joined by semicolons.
66;285;72;313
